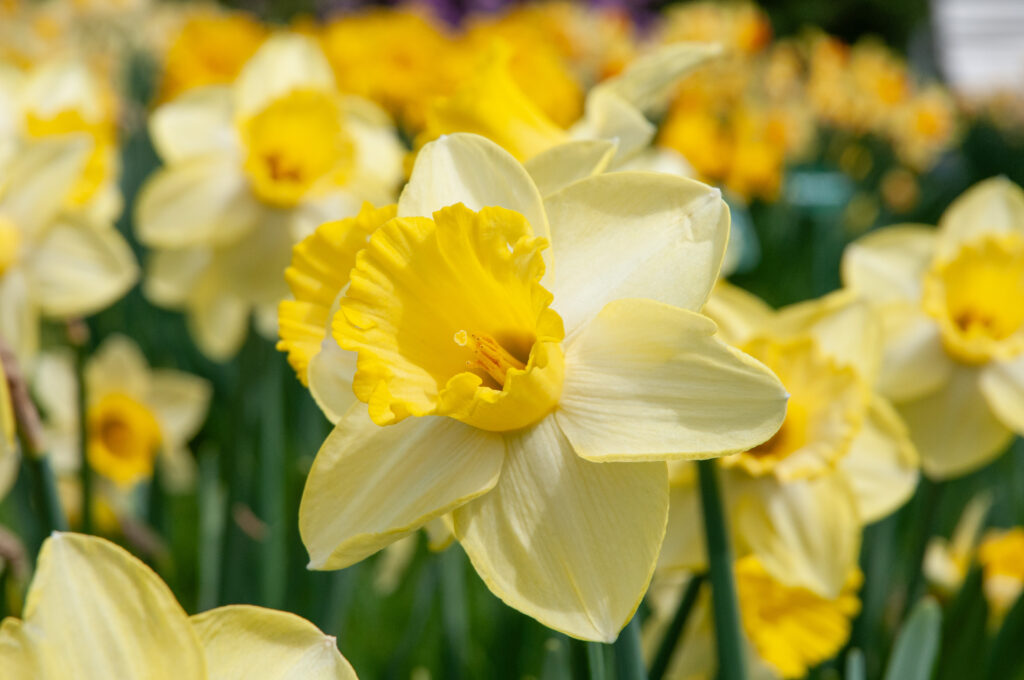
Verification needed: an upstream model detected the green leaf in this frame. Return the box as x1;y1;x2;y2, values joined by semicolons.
846;649;865;680
884;598;942;680
986;587;1024;679
937;567;989;680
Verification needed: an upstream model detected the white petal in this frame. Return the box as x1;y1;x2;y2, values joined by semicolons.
980;356;1024;435
841;225;936;303
523;139;616;197
937;177;1024;258
150;86;238;163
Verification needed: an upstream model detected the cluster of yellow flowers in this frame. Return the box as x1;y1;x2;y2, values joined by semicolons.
0;1;1020;679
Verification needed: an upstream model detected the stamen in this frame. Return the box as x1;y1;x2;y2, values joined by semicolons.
454;330;526;387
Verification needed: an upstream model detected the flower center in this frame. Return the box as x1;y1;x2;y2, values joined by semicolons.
241;89;354;208
924;234;1024;363
721;337;866;480
25;108;113;206
87;392;162;486
336;203;565;432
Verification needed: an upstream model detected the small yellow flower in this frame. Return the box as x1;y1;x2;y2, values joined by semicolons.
0;532;357;678
924;494;991;595
137;33;404;360
843;177;1024;479
290;133;788;641
661;284;919;597
978;528;1024;619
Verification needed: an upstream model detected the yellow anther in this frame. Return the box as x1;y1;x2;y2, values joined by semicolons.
454;330;526;387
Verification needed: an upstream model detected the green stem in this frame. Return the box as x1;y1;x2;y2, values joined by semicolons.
74;342;93;534
259;350;287;609
899;478;944;624
25;446;67;534
439;547;469;680
585;642;610;680
649;573;706;680
614;615;648;680
697;460;746;680
197;447;225;611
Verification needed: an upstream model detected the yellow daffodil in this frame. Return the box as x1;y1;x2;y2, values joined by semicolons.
0;532;357;678
33;334;210;492
656;1;772;55
977;528;1024;619
156;8;268;103
660;284;918;597
0;129;136;363
842;177;1024;479
0;57;122;224
137;33;404;361
646;558;861;679
417;41;721;178
288;132;787;642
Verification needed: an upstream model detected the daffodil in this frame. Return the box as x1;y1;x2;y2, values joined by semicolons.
137;33;404;360
0;125;136;363
0;57;122;224
842;177;1024;479
289;132;787;641
33;334;211;493
0;532;357;678
416;40;721;186
924;493;991;596
659;283;918;597
646;558;861;679
977;528;1024;619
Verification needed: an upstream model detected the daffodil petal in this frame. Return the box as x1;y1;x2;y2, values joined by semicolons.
398;133;549;240
898;364;1014;480
27;220;138;318
732;473;861;598
0;136;90;235
150;86;238;163
21;61;102;120
876;304;954;402
144;248;211;307
841;225;936;303
938;177;1024;258
980;356;1024;435
136;155;262;249
557;299;787;461
191;604;357;680
658;464;707;572
158;446;198;494
702;280;775;347
147;370;212;444
85;333;151;398
188;289;250;362
233;34;335;118
0;270;39;361
454;416;668;642
8;533;205;679
0;619;42;677
307;338;358;425
570;89;654;162
0;367;17;499
545;173;728;333
523;139;616;197
301;406;504;570
839;397;919;523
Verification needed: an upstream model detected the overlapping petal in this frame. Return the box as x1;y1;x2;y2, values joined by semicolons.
980;356;1024;435
841;225;936;303
937;176;1024;258
150;86;238;163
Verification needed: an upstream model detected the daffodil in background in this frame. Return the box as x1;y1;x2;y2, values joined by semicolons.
645;558;862;679
0;532;357;679
136;33;404;361
288;132;788;641
659;284;918;598
843;177;1024;479
0;358;17;503
31;334;210;525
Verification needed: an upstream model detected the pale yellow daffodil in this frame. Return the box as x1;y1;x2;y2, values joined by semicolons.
287;132;787;642
137;33;404;361
33;334;211;493
842;177;1024;479
0;131;136;363
660;284;919;597
645;557;861;680
0;532;357;679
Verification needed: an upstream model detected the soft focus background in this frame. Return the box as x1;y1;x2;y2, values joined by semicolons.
1;0;1023;678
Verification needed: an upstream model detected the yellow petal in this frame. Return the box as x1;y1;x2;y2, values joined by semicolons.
0;270;40;361
980;356;1024;435
4;533;205;679
86;333;151;399
875;303;954;402
570;89;654;164
21;61;104;121
732;473;861;597
0;619;42;677
841;225;936;303
702;280;775;347
454;416;668;642
898;364;1014;480
523;140;617;197
135;155;262;249
143;248;210;307
233;33;335;118
839;397;919;523
150;86;237;163
659;464;707;572
307;339;358;425
300;405;504;570
146;370;212;444
0;361;16;500
28;219;138;318
0;136;90;235
188;288;250;362
191;604;357;679
557;299;787;461
544;173;729;332
398;133;549;242
938;177;1024;258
